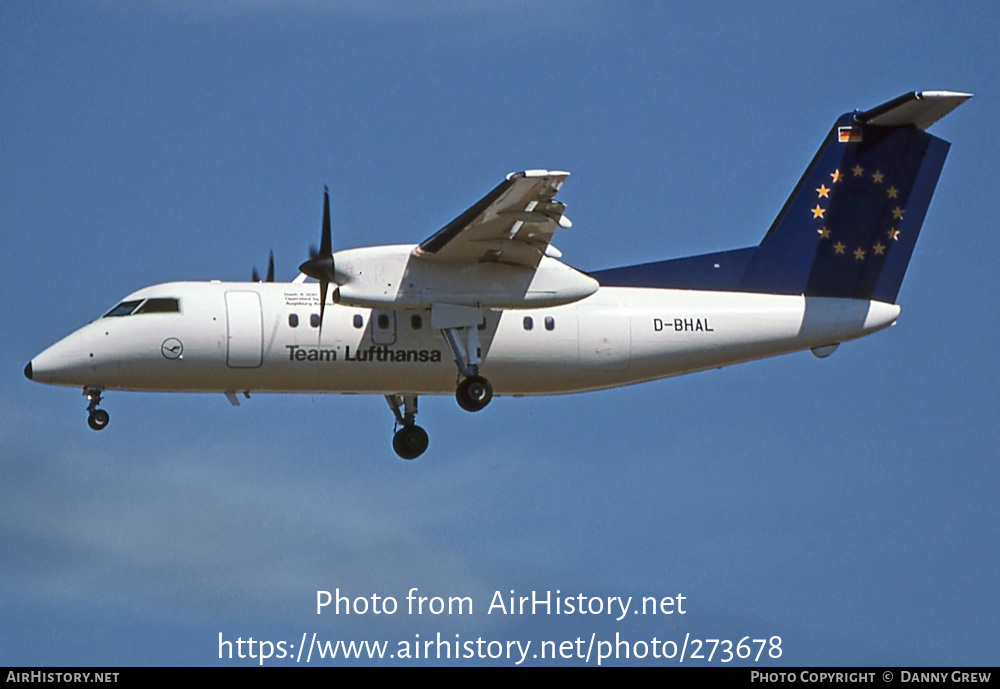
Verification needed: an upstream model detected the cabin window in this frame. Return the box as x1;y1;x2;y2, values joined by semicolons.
353;314;364;329
377;314;390;330
135;298;180;314
310;314;320;328
103;300;143;317
523;316;533;331
411;314;423;330
545;316;555;331
288;313;299;328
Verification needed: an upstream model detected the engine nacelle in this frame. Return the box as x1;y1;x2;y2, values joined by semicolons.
333;245;598;310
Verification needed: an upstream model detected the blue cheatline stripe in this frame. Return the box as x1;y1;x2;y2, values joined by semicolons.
588;247;756;291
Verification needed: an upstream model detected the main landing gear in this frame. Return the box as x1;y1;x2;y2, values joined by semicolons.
441;326;493;413
386;394;429;460
84;386;110;431
456;375;493;412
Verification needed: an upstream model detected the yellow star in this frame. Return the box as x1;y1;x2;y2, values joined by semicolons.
812;205;825;219
817;227;830;239
892;206;904;220
852;164;864;177
854;247;866;261
872;170;884;184
887;186;899;198
816;185;830;198
887;228;900;240
833;241;846;254
873;242;886;255
831;169;842;183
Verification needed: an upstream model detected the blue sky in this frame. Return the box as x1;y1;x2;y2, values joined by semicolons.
2;1;997;666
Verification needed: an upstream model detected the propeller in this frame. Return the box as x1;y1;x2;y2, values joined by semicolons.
298;186;338;328
252;250;275;282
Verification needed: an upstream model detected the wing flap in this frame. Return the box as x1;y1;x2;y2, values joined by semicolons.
415;170;570;267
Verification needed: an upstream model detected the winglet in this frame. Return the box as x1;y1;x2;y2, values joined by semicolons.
858;91;972;130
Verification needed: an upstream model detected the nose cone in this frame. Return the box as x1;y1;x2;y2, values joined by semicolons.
27;330;89;386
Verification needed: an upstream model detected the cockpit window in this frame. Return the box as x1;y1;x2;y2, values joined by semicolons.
103;300;143;317
134;298;180;314
103;298;180;318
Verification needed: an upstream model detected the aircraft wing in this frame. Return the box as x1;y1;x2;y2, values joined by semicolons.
414;169;571;268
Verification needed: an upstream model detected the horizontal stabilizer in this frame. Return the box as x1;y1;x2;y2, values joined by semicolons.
858;91;972;130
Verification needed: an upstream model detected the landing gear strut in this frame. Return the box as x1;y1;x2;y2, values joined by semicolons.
84;387;109;431
441;326;493;413
386;394;428;460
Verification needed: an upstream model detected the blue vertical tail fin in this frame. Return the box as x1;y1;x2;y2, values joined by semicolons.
590;91;970;302
739;91;970;303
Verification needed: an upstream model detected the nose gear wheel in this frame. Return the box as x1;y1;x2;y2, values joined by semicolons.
84;387;109;431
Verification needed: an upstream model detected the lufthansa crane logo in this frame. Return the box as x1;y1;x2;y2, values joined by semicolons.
161;338;184;360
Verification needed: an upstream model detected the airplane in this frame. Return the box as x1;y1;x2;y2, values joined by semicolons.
24;90;970;460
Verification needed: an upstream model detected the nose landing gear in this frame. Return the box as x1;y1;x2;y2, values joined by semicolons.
84;387;109;431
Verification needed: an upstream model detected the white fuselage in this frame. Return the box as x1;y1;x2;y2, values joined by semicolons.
28;279;900;396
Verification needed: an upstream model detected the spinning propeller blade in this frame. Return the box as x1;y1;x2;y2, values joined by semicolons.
251;250;275;282
298;187;337;327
